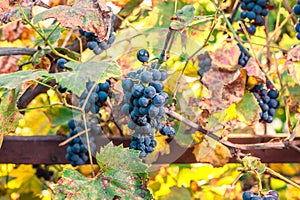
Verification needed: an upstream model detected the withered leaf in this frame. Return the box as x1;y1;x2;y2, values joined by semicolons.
33;0;112;40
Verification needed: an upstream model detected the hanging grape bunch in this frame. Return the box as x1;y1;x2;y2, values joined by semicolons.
121;49;174;157
66;116;102;166
242;190;279;200
251;81;279;123
240;0;269;34
237;43;250;67
294;1;300;40
79;15;116;55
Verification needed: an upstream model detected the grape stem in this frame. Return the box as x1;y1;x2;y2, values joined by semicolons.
265;167;300;189
282;0;297;24
231;172;244;187
59;128;91;146
254;171;263;195
82;113;95;177
18;3;78;63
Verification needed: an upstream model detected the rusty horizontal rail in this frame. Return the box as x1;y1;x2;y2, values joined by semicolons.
0;134;299;164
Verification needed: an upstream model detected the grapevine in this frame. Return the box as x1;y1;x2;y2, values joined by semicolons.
0;0;299;199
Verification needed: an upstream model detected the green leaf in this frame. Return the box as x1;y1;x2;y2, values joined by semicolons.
36;23;63;46
96;143;148;174
161;186;192;200
0;90;22;146
53;143;152;200
0;70;48;90
52;61;121;96
235;92;259;124
242;156;265;174
44;106;81;127
170;5;195;30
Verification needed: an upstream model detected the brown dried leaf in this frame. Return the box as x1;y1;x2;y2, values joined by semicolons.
2;21;24;42
285;60;300;85
33;0;112;39
210;42;240;72
244;57;265;81
0;0;33;24
193;142;231;167
287;45;300;62
0;55;20;74
200;67;245;113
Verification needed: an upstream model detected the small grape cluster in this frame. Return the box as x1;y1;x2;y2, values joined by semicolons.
197;52;212;78
79;79;111;113
242;190;279;200
33;165;54;181
66;117;101;166
240;0;269;34
122;50;173;157
79;15;116;55
238;43;250;67
294;1;300;40
251;81;279;123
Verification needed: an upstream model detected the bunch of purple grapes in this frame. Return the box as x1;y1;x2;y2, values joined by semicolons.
197;52;212;78
240;0;269;34
242;190;279;200
251;81;279;123
79;79;111;113
294;1;300;40
121;49;174;157
65;117;102;166
79;15;116;55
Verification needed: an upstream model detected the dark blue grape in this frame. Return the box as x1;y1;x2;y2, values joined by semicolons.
98;91;108;103
241;11;247;19
247;11;256;20
137;49;150;63
294;5;300;15
153;95;165;107
87;41;98;50
243;191;255;200
268;90;279;99
57;58;67;68
144;86;156;98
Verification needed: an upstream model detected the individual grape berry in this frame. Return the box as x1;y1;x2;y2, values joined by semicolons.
144;86;156;98
160;125;175;137
152;69;162;81
242;191;255;200
294;5;300;15
137;49;150;63
57;58;67;68
87;41;98;50
140;71;152;83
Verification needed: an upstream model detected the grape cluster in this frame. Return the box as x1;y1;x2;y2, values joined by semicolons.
197;52;212;78
238;43;250;67
251;81;279;123
79;15;116;55
242;190;279;200
240;0;269;34
122;50;173;157
66;117;101;166
79;79;111;113
294;1;300;40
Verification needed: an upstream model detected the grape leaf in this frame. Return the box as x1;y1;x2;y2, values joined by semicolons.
200;68;246;113
242;156;265;174
44;106;81;127
170;5;195;31
33;0;111;39
53;143;152;200
235;92;260;124
96;142;148;173
52;61;121;96
193;142;231;167
285;60;300;85
161;186;192;200
210;42;240;72
35;23;63;46
0;90;22;147
0;70;48;90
